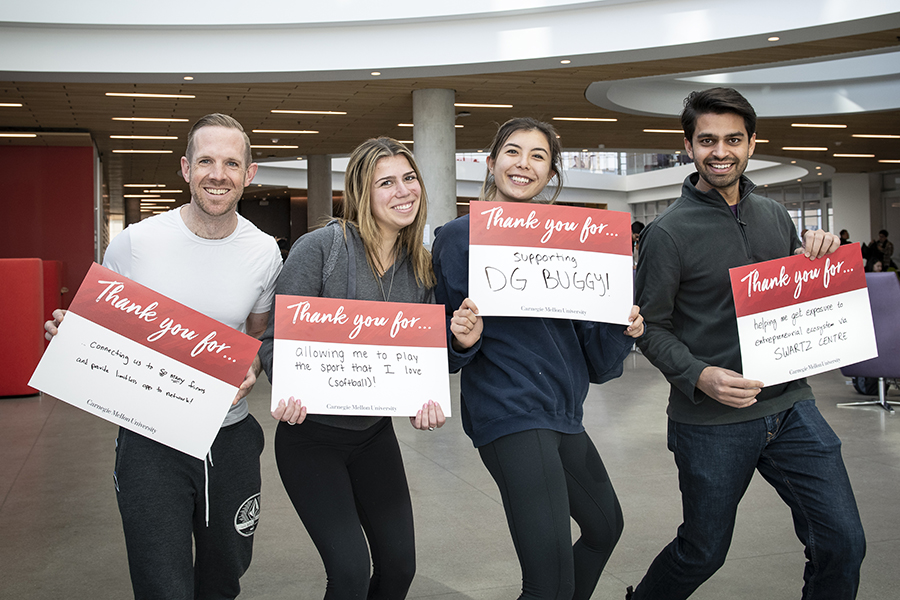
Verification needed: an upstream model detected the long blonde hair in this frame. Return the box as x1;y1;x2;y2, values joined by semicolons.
339;137;435;288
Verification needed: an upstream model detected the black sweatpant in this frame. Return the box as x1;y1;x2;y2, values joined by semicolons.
114;415;265;600
275;417;416;600
479;429;624;600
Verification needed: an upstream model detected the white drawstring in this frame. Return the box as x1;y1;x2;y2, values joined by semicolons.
204;449;214;527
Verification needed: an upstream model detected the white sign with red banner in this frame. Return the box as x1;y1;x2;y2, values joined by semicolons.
468;201;633;324
730;243;876;387
271;295;450;417
29;263;261;460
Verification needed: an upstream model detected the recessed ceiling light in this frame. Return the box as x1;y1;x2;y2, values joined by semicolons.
878;159;900;163
782;146;828;151
125;183;163;187
112;149;174;154
0;132;37;137
454;103;513;108
183;76;194;81
396;123;462;128
398;140;414;144
791;123;846;129
112;117;189;122
560;59;571;65
833;153;875;158
768;36;780;42
852;134;900;139
110;135;178;140
271;110;347;115
0;103;23;107
755;139;769;143
252;129;318;134
554;117;617;122
249;145;299;149
790;160;797;164
815;166;821;169
643;129;683;134
144;189;182;193
106;92;195;99
371;71;381;76
125;194;160;198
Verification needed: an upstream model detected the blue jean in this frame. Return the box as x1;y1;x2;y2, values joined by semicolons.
632;399;865;600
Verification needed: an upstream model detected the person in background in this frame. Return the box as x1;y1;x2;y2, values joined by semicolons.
839;229;850;245
632;220;645;268
433;117;644;600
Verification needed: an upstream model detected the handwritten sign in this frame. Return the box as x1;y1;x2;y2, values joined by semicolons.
468;201;633;323
730;243;876;386
271;295;450;416
29;263;261;459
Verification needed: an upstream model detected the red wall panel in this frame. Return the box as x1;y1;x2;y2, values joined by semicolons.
0;146;95;309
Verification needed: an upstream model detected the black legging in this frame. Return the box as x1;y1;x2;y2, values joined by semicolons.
479;429;623;600
275;417;416;600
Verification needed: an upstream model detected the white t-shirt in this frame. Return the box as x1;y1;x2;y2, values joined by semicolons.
103;208;282;426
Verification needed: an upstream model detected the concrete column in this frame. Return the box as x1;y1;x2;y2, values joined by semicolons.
307;154;333;232
831;173;873;244
124;197;142;226
412;88;456;247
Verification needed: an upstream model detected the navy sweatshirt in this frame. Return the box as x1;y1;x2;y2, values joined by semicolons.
432;214;635;447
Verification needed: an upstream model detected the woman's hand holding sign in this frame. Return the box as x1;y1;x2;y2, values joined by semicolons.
450;298;482;351
272;396;307;426
410;399;445;431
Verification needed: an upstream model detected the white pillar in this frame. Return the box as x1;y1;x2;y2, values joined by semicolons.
831;173;873;244
412;88;456;247
307;154;333;232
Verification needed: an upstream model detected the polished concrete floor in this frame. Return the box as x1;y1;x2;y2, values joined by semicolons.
2;353;898;600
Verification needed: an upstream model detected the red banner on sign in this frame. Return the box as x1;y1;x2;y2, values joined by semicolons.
469;201;632;256
68;263;261;387
274;295;446;348
729;243;866;318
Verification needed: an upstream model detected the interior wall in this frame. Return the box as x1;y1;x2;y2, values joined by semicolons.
0;146;95;308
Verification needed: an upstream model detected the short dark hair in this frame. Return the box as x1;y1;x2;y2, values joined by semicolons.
879;229;889;237
631;221;645;235
681;87;757;141
480;117;564;203
185;113;252;168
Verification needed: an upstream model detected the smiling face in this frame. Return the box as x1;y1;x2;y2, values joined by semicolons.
181;126;257;218
684;111;756;205
488;129;556;203
369;154;421;238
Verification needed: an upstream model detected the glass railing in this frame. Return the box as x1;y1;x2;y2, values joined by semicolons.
456;151;693;176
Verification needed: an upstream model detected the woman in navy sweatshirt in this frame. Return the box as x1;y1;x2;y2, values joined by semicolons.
433;118;644;600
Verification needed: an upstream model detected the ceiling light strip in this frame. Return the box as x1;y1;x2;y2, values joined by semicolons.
106;93;195;99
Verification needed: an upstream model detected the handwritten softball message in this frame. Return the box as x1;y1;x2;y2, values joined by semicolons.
730;243;876;386
271;295;450;416
469;201;633;323
29;263;261;459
